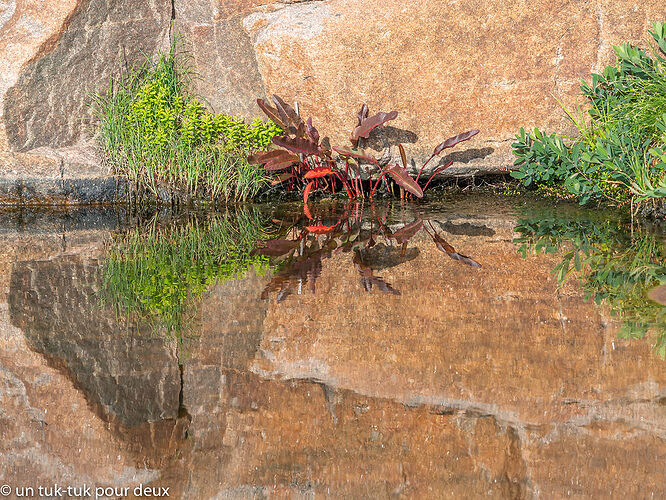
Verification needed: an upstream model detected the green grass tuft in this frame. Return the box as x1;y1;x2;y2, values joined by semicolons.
90;39;281;204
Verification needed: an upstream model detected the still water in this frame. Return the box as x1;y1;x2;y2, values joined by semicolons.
1;195;665;499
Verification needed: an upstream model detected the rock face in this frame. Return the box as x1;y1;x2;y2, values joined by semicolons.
182;0;666;174
2;0;171;152
1;0;665;201
0;0;171;203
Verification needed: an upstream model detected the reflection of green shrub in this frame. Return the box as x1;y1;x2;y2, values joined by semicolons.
91;39;281;203
102;208;271;335
512;22;666;212
514;212;666;356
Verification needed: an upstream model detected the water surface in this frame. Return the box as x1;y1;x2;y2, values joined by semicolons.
1;197;665;499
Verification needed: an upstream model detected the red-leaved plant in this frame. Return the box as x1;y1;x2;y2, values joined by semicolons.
248;95;479;204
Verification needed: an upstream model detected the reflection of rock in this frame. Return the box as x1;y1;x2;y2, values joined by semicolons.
8;255;180;427
155;261;533;496
244;212;666;497
0;302;162;491
156;370;531;498
0;227;185;495
355;242;419;271
181;269;270;449
436;220;496;237
254;220;666;426
4;203;666;497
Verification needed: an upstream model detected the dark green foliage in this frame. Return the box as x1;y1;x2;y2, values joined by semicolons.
511;22;666;211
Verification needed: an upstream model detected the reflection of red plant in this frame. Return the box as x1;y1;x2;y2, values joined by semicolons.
248;95;479;203
253;204;482;303
305;225;337;234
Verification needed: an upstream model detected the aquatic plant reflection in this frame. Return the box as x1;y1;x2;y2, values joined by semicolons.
102;208;272;334
514;213;666;356
254;203;482;302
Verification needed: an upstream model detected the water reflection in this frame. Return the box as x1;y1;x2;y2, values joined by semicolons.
4;199;666;498
101;208;272;334
255;204;482;302
514;211;666;356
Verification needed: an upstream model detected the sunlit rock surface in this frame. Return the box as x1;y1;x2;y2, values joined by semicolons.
180;0;666;174
1;200;666;497
0;0;171;202
1;0;665;194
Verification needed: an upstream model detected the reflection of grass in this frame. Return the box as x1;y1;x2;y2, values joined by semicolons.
514;213;666;356
102;208;271;335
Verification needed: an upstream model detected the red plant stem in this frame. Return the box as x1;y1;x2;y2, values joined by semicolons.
423;220;438;239
370;170;389;202
415;153;436;184
333;172;353;199
422;173;439;191
368;158;387;202
351;162;359;196
338;162;358;198
360;166;367;197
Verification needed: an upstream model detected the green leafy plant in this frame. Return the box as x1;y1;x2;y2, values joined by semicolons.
248;95;478;204
511;22;666;214
91;41;281;204
514;211;666;356
101;208;272;335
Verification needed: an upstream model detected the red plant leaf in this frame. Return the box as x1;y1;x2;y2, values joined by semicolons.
304;166;334;179
350;110;398;141
303;180;314;204
306;117;319;143
272;136;322;156
398;143;408;169
288;122;307;138
433;130;479;156
357;103;369;125
303;203;314;220
264;155;300;171
332;146;376;162
248;149;287;165
271;173;295;185
391;219;423;244
306;225;336;234
257;98;287;128
430;160;454;177
385;164;423;198
272;95;303;129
